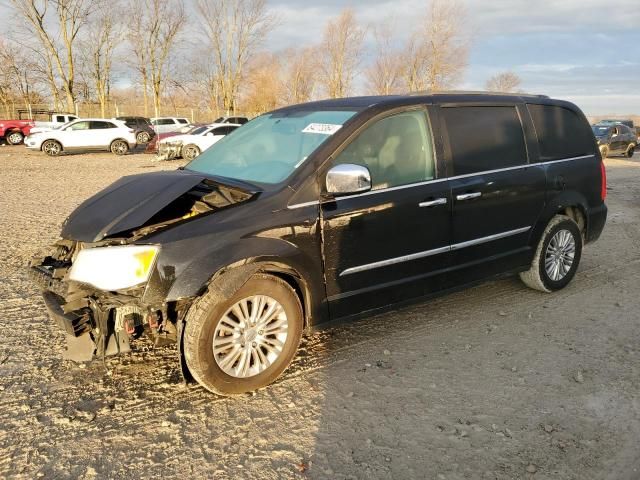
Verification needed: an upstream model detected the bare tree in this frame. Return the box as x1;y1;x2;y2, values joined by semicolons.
0;38;40;112
366;25;403;95
402;0;469;92
485;71;522;93
83;1;121;117
320;9;365;98
196;0;275;114
125;0;185;118
10;0;93;112
280;47;317;104
241;52;282;114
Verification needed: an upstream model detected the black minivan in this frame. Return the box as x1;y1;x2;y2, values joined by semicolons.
32;93;607;395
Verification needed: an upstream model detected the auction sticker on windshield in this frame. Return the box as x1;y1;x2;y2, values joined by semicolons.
302;123;342;135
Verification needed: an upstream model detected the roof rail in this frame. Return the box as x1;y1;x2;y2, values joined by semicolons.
407;90;549;99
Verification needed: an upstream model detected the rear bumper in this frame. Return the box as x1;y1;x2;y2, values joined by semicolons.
586;203;607;243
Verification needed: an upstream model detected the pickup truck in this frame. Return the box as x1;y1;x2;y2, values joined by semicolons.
0;119;35;145
28;112;79;134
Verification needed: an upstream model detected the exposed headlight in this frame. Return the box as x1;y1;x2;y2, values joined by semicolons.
69;245;159;291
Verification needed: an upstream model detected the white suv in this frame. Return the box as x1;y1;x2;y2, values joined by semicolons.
150;117;190;134
25;119;137;156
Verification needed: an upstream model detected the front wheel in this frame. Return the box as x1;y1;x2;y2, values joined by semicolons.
182;144;200;161
42;140;62;156
520;215;583;292
183;274;303;395
110;139;129;155
7;131;24;145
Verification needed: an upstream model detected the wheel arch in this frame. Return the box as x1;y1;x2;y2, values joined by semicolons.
530;191;590;250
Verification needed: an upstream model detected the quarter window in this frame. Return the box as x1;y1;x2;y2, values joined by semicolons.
527;104;595;161
333;110;436;190
441;106;527;176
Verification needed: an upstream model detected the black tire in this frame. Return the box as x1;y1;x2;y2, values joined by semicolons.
136;131;150;144
6;131;24;145
183;274;303;395
182;144;200;161
625;145;635;158
520;215;583;292
42;140;62;157
599;145;609;159
110;139;129;155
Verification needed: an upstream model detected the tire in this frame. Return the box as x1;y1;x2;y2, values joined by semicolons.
183;274;303;395
7;131;24;145
519;215;583;293
625;145;635;158
42;140;62;157
182;144;200;161
110;139;129;155
136;131;150;144
599;145;609;159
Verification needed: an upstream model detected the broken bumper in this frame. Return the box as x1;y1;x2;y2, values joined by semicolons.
156;141;183;161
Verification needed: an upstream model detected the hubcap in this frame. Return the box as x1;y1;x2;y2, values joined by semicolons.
8;133;22;143
544;229;576;281
212;295;288;378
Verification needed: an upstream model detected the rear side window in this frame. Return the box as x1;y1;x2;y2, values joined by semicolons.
441;106;527;175
55;115;65;122
90;121;116;129
177;118;189;124
527;104;595;161
155;119;174;125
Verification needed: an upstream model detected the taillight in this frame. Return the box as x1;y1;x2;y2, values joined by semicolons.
600;160;607;201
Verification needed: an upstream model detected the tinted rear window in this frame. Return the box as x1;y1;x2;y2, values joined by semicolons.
528;104;595;161
441;106;527;175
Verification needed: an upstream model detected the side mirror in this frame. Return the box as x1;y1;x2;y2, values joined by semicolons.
326;164;372;196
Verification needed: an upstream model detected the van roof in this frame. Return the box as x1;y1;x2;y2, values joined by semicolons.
272;91;570;115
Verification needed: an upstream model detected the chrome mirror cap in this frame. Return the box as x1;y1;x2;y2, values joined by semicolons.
326;164;372;196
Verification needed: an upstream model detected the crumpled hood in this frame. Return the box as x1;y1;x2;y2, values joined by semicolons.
61;170;210;242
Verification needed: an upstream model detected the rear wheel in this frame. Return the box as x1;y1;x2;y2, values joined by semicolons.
182;144;200;160
110;139;129;155
7;131;24;145
42;140;62;157
625;145;635;158
183;274;303;395
136;131;150;144
520;215;583;292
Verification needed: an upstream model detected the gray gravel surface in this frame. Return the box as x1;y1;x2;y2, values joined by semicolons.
0;146;639;479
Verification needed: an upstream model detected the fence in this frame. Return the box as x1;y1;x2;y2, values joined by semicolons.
3;101;254;123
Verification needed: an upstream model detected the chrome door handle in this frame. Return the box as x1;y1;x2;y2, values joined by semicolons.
456;192;482;201
419;198;447;207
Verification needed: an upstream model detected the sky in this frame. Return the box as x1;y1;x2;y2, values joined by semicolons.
1;0;638;115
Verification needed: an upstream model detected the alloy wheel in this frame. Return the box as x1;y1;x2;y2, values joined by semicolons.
212;295;289;378
8;132;23;144
544;229;576;281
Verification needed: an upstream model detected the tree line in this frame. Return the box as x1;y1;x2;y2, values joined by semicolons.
0;0;522;118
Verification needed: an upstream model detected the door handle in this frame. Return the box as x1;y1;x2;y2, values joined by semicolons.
456;192;482;201
419;198;447;207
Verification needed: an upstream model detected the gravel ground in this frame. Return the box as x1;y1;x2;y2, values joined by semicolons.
0;145;639;480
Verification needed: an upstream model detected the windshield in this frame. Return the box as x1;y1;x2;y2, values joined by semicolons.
186;110;357;185
592;125;611;136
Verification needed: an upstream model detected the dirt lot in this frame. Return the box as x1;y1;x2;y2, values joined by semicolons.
0;145;639;480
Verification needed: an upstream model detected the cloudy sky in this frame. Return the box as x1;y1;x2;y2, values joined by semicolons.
266;0;640;115
1;0;638;115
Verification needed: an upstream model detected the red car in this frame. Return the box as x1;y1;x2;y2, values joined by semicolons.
145;124;208;153
0;119;35;145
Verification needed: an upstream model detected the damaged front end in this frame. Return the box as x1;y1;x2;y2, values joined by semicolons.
30;170;257;363
156;141;183;161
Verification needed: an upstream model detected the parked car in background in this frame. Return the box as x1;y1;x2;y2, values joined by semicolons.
158;123;241;160
213;115;249;125
635;126;640;143
150;117;190;134
116;116;155;144
22;110;78;134
592;123;636;158
0;119;35;145
145;124;208;153
599;119;634;129
30;92;607;395
25;119;137;156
